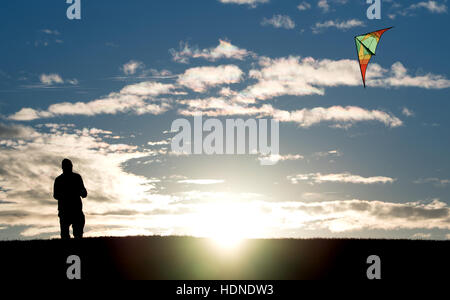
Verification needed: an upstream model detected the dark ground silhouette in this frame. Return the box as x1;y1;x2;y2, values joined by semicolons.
0;236;448;280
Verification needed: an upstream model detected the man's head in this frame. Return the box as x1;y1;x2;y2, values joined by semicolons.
62;158;73;174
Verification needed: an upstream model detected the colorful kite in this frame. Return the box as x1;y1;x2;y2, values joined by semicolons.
355;27;393;87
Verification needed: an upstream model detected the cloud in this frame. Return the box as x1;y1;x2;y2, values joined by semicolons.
258;153;304;164
245;56;368;99
312;149;342;159
143;69;175;78
177;65;244;92
318;0;330;12
0;123;157;210
41;29;60;35
409;1;447;13
389;1;448;19
119;82;177;96
147;139;170;146
39;74;63;85
11;55;449;123
414;178;450;187
412;232;432;239
312;19;365;33
0;123;38;139
0;123;193;239
170;40;254;64
178;98;403;128
368;62;450;89
245;56;450;100
272;106;403;128
178;179;225;185
39;73;77;86
261;15;296;29
177;97;266;116
402;107;414;117
121;60;144;75
297;1;312;11
288;172;396;184
1;122;448;242
279;199;450;232
316;0;349;13
9;82;176;121
218;0;269;7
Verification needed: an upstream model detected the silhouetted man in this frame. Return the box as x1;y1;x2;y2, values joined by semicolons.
53;159;87;239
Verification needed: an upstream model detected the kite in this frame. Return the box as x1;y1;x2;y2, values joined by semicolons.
355;27;393;87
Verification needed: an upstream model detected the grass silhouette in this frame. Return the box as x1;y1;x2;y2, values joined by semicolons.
0;236;448;279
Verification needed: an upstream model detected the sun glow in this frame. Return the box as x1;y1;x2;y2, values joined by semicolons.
191;201;266;250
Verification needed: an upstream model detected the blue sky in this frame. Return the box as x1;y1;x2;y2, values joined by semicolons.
0;0;449;241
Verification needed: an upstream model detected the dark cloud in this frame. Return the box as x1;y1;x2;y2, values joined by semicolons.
375;206;449;220
0;123;36;138
0;210;30;218
0;200;16;204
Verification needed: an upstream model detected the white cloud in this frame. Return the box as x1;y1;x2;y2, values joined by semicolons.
177;65;244;92
318;0;330;12
122;60;144;75
39;74;64;85
288;172;396;184
144;69;174;78
119;82;177;96
414;178;450;187
178;179;225;185
276;103;399;129
66;79;79;85
368;62;450;89
147;139;170;146
402;107;414;117
313;149;342;159
261;15;296;29
12;55;449;123
389;1;447;19
312;19;365;33
39;73;77;86
297;1;311;11
245;56;450;100
246;56;372;99
218;0;269;7
178;98;403;128
258;153;304;164
41;29;60;35
316;0;349;13
409;1;447;13
9;81;176;121
170;40;253;64
178;97;266;116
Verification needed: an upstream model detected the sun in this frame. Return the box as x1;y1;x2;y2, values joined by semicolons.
211;228;244;250
191;201;265;250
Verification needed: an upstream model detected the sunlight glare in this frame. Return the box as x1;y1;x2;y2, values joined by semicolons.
192;201;266;250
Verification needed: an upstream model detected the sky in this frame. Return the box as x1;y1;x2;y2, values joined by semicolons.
0;0;449;241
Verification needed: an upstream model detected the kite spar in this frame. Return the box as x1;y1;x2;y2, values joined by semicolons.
355;27;393;87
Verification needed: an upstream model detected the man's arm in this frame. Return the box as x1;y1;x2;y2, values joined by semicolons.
79;175;87;198
53;178;61;200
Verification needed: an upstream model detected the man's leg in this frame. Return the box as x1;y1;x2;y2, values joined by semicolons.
59;215;71;239
73;212;85;239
